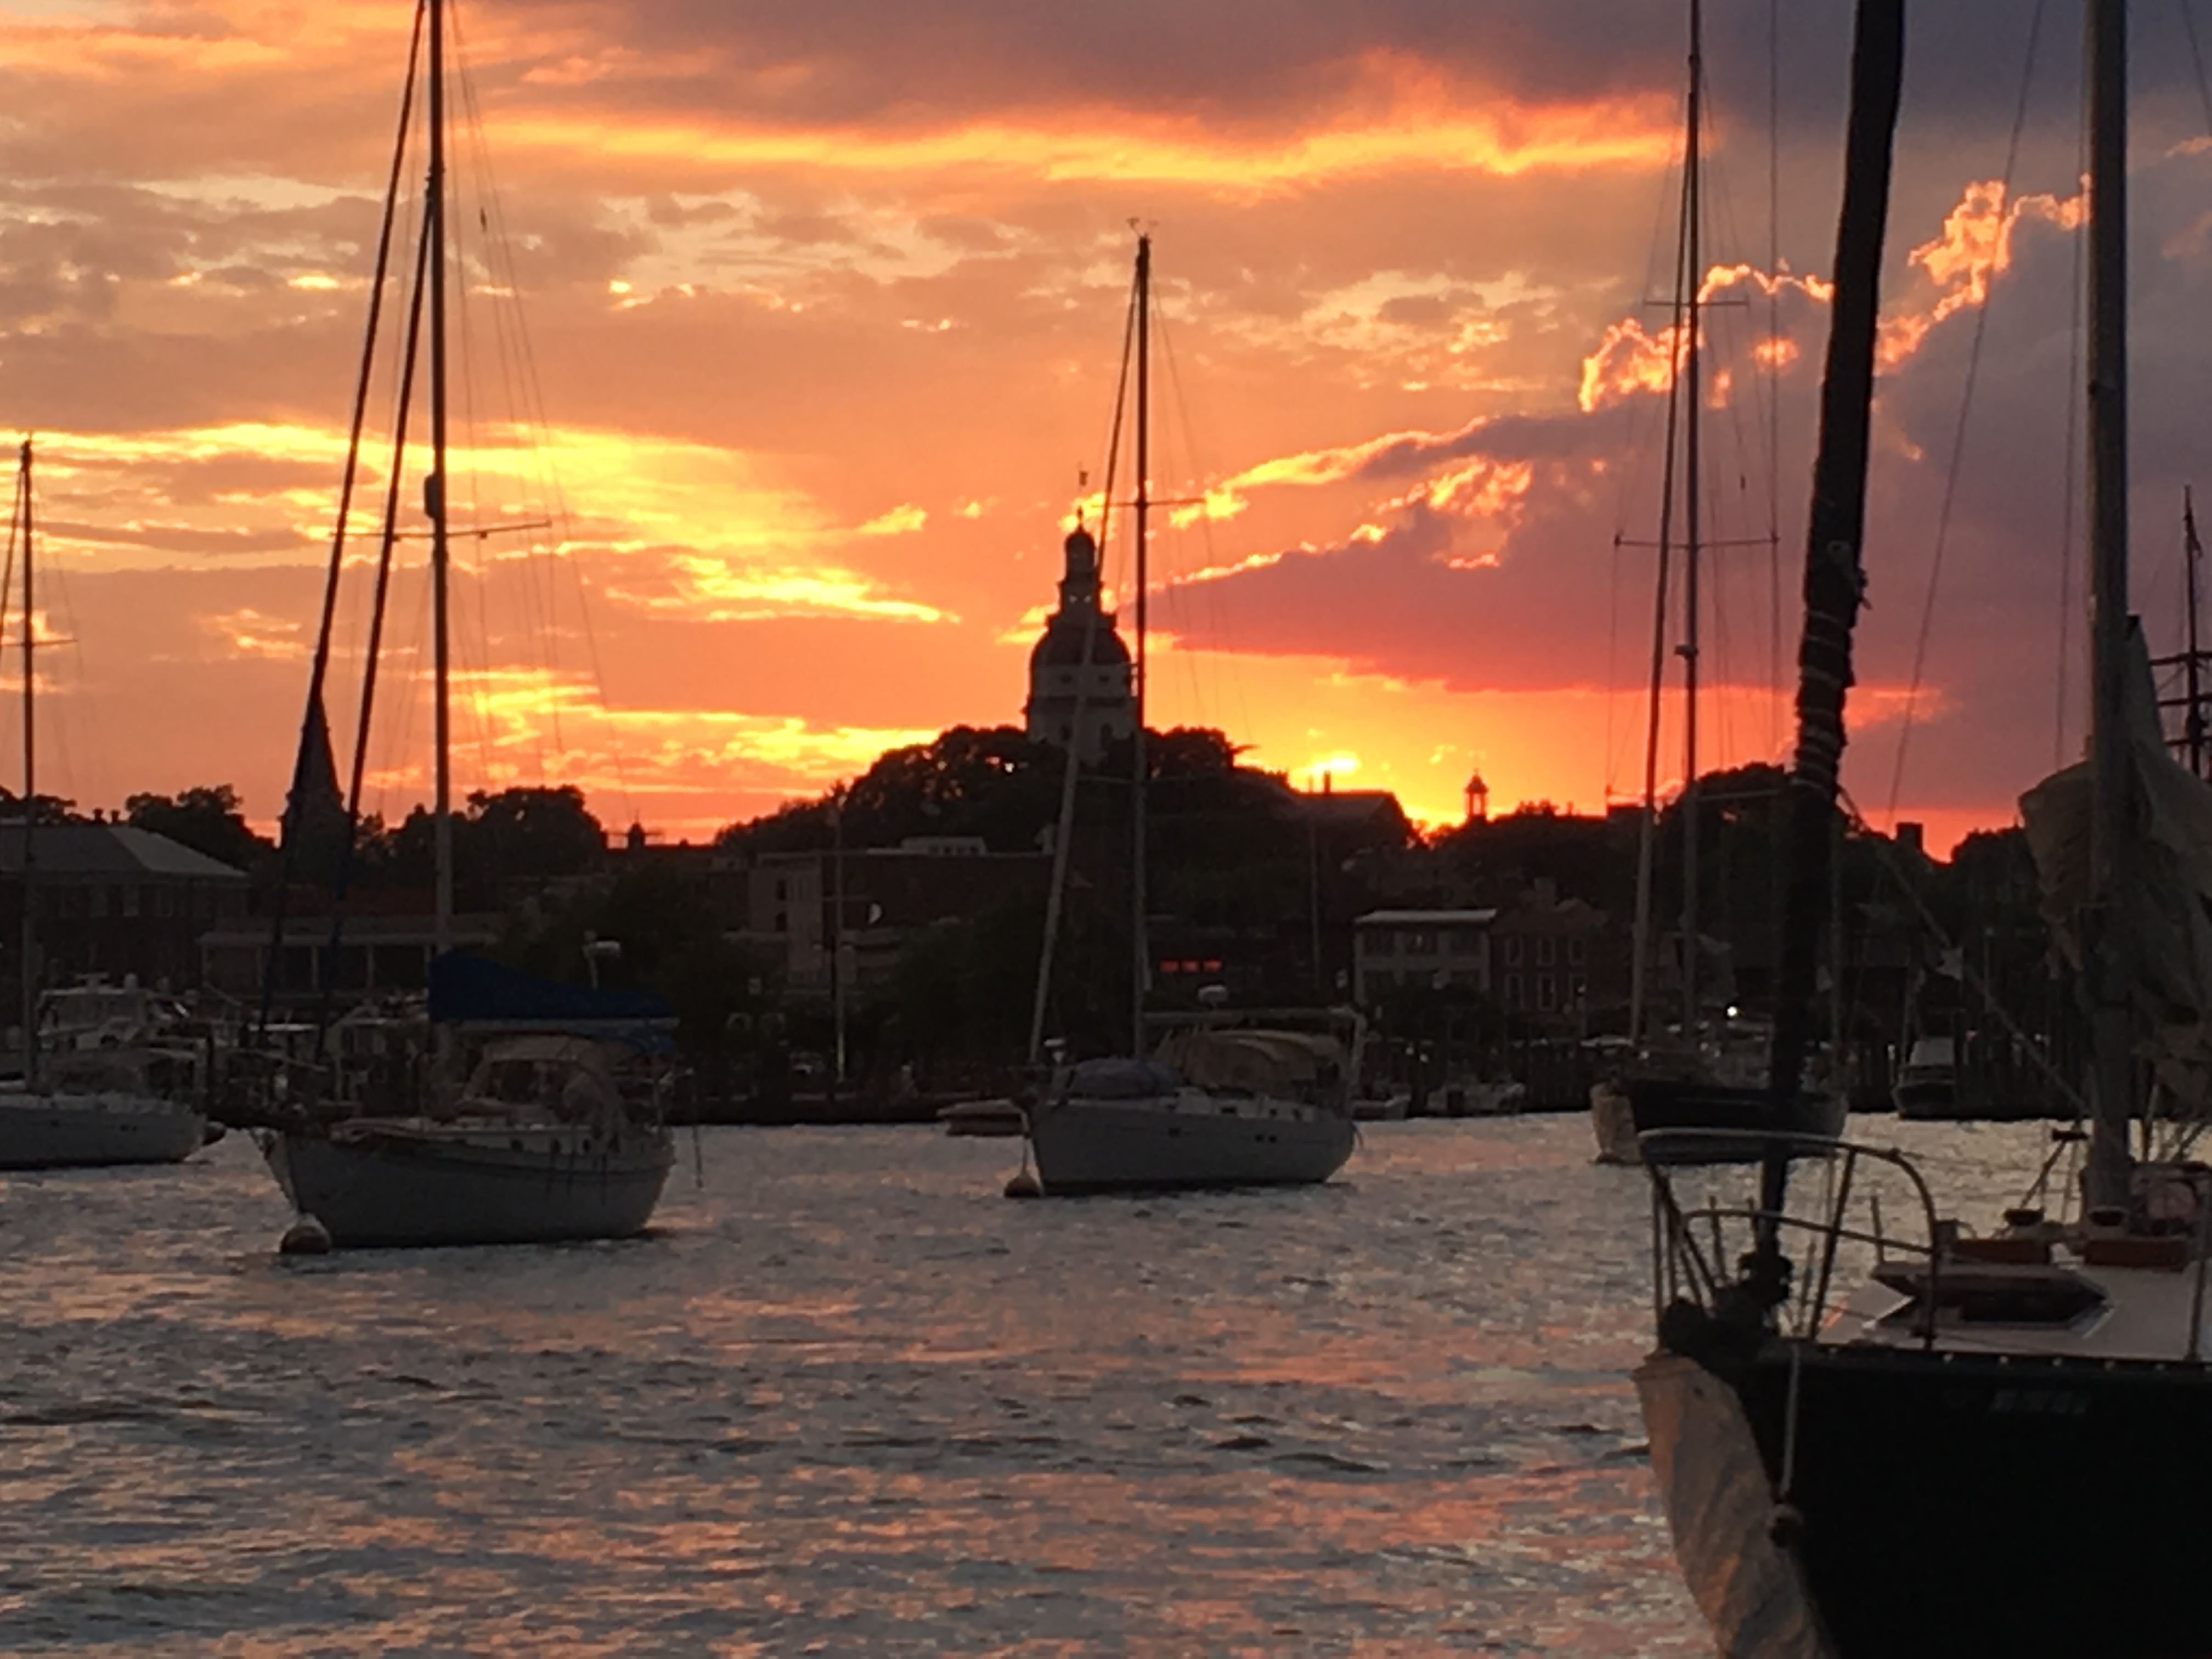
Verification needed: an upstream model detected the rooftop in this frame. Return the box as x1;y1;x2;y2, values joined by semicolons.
0;823;250;881
1355;909;1499;926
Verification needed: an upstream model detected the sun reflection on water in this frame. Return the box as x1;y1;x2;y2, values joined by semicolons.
0;1114;1911;1652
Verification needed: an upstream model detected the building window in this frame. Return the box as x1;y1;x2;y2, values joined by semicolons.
1505;973;1523;1008
1537;935;1557;967
122;887;140;917
1571;974;1589;1003
1568;936;1588;966
1503;935;1523;967
1538;974;1558;1011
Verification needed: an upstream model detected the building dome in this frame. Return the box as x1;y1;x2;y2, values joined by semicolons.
1024;518;1136;762
1030;612;1132;670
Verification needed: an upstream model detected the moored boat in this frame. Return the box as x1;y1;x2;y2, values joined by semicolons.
0;443;208;1170
1014;235;1356;1198
1026;1030;1356;1194
939;1097;1026;1137
1634;4;2212;1653
250;0;673;1247
0;1062;207;1170
267;1030;671;1247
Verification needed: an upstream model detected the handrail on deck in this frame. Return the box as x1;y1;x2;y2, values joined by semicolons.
1641;1128;1946;1346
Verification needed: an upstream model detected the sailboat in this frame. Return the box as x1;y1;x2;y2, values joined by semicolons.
1636;2;2212;1653
1590;0;1844;1167
0;440;209;1170
255;0;674;1247
1017;235;1358;1195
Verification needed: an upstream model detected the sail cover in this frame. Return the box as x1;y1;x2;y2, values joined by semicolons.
2020;622;2212;1110
1150;1028;1346;1096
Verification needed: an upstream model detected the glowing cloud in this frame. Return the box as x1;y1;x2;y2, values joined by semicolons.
1878;179;2084;366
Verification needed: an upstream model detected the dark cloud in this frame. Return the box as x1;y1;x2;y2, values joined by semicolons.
1150;128;2212;820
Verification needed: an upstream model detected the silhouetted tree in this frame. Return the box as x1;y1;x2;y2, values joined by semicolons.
387;785;606;904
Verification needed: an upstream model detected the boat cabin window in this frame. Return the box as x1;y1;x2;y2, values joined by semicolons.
1873;1262;2107;1326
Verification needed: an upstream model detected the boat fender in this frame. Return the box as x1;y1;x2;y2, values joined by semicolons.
279;1215;333;1256
1003;1172;1043;1199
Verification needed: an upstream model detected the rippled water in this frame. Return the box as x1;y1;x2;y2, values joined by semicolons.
0;1115;2062;1653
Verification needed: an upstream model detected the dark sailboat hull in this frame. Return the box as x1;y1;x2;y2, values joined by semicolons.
266;1121;673;1248
1890;1075;1961;1119
1647;1339;2212;1658
1594;1079;1846;1165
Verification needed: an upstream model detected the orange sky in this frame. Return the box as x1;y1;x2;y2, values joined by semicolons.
3;0;2208;856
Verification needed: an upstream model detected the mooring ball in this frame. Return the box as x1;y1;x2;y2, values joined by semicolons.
279;1215;333;1256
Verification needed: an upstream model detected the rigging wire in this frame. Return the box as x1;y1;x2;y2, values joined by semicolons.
2054;66;2090;771
1027;255;1138;1061
1;446;19;805
1606;70;1701;800
255;0;426;1036
1628;72;1699;1042
1768;0;1785;757
443;129;504;806
1883;0;2049;826
1838;786;2087;1116
454;16;562;780
2182;0;2212;131
448;0;638;827
1152;290;1254;751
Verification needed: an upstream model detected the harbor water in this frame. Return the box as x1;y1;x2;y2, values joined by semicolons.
0;1115;2055;1653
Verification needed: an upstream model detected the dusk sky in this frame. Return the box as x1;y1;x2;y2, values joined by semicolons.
6;0;2212;851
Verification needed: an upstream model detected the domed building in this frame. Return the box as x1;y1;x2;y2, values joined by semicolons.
1024;524;1135;764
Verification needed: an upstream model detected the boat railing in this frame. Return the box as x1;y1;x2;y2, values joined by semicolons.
1644;1128;1945;1345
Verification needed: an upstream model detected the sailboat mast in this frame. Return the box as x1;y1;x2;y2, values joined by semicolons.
425;0;454;958
2185;490;2203;775
16;440;34;1092
1628;12;1702;1047
1755;0;1905;1268
1130;233;1152;1059
1680;0;1706;1035
2084;0;2134;1210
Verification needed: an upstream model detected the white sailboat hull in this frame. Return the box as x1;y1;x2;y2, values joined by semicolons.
1028;1094;1355;1194
264;1119;674;1248
0;1092;207;1169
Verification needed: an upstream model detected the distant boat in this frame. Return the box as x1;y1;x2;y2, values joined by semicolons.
252;0;672;1245
1026;1026;1357;1194
1590;0;1841;1166
1889;1032;1960;1117
0;442;206;1170
1016;236;1354;1197
939;1097;1025;1137
1592;1022;1843;1165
